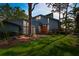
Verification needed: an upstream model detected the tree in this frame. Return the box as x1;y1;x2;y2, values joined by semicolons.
0;3;12;20
63;4;69;33
0;3;28;20
28;3;38;36
74;7;79;33
0;3;13;40
61;3;79;34
0;3;28;39
67;3;78;33
14;7;28;20
28;3;32;36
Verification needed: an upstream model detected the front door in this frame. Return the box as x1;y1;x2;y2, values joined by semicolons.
40;25;48;34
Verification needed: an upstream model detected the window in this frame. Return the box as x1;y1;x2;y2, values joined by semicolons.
36;16;41;20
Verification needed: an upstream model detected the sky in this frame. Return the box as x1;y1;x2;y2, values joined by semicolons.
9;3;59;19
0;3;59;19
32;3;79;19
0;3;28;15
9;3;28;15
1;3;79;19
9;3;28;10
32;3;59;19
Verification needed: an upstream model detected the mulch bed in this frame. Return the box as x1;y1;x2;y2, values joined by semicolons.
0;34;40;48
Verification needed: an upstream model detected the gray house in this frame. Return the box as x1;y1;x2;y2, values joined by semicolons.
0;13;60;35
0;19;28;35
32;13;60;34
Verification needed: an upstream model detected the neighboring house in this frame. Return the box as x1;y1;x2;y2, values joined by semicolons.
32;13;60;34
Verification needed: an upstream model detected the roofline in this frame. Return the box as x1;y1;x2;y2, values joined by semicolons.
2;20;20;27
32;14;44;18
32;14;59;22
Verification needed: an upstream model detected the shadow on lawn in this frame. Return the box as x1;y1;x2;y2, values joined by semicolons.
0;35;67;56
25;35;68;56
1;34;79;56
0;51;19;56
28;35;79;56
53;43;79;56
2;44;79;56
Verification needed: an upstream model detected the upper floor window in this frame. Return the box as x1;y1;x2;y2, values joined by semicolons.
36;16;41;20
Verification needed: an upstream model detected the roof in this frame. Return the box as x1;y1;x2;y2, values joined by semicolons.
32;14;45;19
0;17;28;26
32;13;59;22
2;20;20;27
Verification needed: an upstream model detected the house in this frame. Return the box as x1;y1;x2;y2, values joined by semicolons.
32;13;60;34
0;13;60;35
0;19;29;35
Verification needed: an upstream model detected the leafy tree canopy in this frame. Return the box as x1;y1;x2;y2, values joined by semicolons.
0;3;28;21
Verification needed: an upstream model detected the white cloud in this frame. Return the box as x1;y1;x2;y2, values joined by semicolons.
32;3;70;19
32;3;51;16
32;3;60;19
25;10;28;15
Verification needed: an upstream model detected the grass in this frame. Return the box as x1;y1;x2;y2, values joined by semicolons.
0;34;79;56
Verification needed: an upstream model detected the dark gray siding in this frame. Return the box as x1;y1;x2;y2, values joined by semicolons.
49;19;59;32
8;19;27;34
32;15;59;33
0;23;20;33
8;19;23;26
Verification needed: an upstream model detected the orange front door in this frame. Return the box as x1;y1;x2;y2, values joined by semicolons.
40;25;48;34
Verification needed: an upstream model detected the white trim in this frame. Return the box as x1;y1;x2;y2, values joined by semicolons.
26;22;29;35
48;18;50;32
23;21;29;34
38;26;40;33
32;25;36;34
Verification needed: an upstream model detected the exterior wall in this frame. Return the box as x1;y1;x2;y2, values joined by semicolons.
22;21;29;35
0;23;20;33
32;16;48;33
8;19;28;34
39;16;48;25
32;18;40;33
32;15;59;33
0;16;59;34
8;19;23;26
49;19;59;32
0;19;28;34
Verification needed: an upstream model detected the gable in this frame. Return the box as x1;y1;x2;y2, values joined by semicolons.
32;13;59;22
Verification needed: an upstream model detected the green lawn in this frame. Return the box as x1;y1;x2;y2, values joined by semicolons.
0;34;79;56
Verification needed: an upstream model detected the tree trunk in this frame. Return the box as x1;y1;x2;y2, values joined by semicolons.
65;6;68;33
75;13;79;34
28;3;32;36
59;4;61;32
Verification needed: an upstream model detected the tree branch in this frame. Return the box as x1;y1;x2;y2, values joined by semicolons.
32;3;38;11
